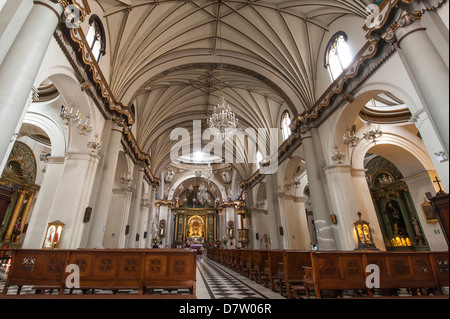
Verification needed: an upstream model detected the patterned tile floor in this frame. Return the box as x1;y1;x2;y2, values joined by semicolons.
196;255;285;299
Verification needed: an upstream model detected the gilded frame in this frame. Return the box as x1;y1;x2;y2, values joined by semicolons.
421;199;438;224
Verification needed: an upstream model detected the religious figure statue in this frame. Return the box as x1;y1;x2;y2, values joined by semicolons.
386;201;407;236
191;220;201;237
11;217;22;242
227;220;235;239
187;217;204;240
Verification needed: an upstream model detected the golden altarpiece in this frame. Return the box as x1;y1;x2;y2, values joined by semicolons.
171;183;218;245
0;142;40;249
366;156;429;251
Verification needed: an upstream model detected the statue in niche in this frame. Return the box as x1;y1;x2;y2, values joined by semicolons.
385;201;407;236
158;219;166;238
227;220;235;239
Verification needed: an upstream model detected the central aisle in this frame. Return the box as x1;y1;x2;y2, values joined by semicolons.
196;255;285;299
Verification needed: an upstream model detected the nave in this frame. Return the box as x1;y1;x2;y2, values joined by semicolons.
196;256;284;299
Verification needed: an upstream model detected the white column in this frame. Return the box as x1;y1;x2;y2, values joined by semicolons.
410;109;449;192
301;130;336;250
41;152;99;249
276;193;290;249
323;165;362;250
144;185;156;248
264;173;282;249
395;19;449;153
244;188;255;249
85;120;123;248
0;0;63;172
22;156;64;248
125;165;144;248
351;168;386;250
293;197;312;250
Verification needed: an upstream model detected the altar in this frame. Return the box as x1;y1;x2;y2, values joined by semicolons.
173;208;218;245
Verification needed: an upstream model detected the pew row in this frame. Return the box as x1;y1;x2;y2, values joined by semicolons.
1;249;197;298
207;248;449;299
309;251;449;299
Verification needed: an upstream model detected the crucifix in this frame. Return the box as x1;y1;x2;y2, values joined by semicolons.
433;176;445;195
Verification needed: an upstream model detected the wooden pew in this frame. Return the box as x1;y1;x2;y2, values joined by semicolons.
232;250;242;273
281;250;312;299
248;250;260;281
253;250;269;284
2;249;196;298
364;251;449;296
310;251;449;299
240;250;251;277
267;250;284;291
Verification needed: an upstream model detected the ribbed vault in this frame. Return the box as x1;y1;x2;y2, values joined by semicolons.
92;0;370;178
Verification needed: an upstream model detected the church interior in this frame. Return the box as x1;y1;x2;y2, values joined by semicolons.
0;0;448;301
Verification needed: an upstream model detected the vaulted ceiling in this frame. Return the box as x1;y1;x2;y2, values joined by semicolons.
91;0;370;178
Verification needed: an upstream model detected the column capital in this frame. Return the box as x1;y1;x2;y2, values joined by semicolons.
381;9;424;44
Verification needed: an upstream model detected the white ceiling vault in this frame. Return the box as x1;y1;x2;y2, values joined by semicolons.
91;0;371;178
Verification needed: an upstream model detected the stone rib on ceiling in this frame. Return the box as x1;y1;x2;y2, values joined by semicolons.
93;0;370;177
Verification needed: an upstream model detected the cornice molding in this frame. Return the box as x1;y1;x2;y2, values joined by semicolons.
54;22;160;186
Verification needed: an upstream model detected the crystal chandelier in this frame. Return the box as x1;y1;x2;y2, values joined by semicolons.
331;145;345;164
363;122;383;144
207;95;238;142
342;125;360;147
197;183;211;205
207;9;238;143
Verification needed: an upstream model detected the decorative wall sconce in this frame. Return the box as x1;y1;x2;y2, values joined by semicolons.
77;115;93;136
60;105;80;129
362;122;383;144
342;125;360;147
87;135;102;156
331;145;345;164
120;171;136;192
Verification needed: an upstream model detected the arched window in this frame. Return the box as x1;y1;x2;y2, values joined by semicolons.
324;32;353;82
85;15;106;64
281;111;291;141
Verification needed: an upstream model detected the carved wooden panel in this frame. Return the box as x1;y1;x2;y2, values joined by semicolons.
145;255;168;277
68;253;93;278
342;257;364;279
4;249;197;297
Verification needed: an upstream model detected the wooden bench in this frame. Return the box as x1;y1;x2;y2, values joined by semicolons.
1;249;197;298
253;250;269;284
266;250;284;291
240;250;250;277
310;251;449;299
280;250;312;299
